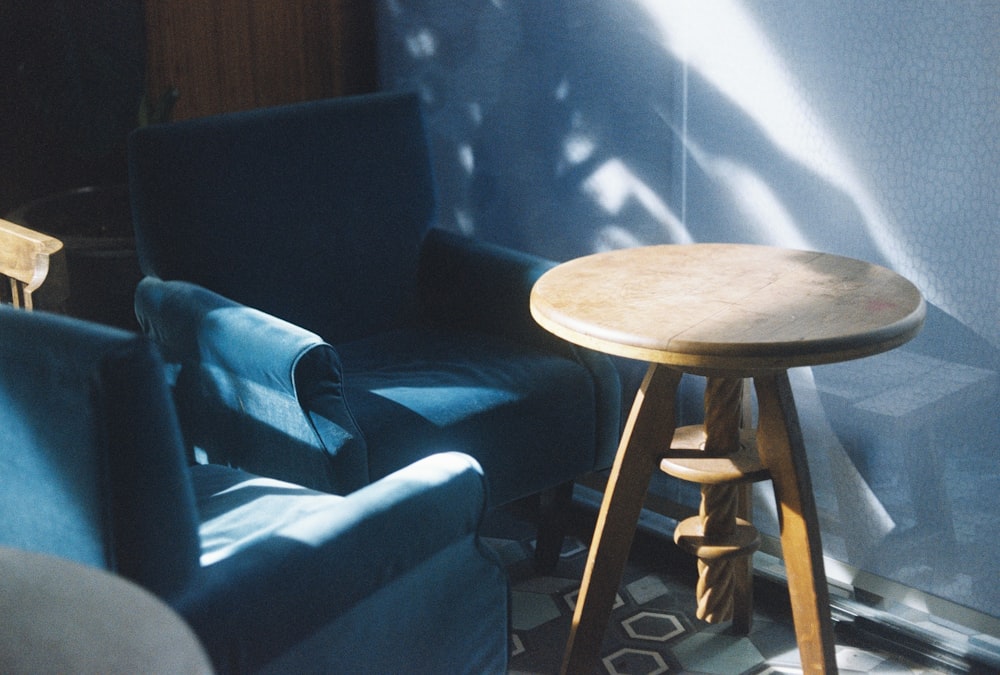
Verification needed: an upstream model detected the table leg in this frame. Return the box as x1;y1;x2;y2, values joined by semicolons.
754;372;837;673
561;364;682;675
732;481;754;635
695;377;746;624
734;381;755;635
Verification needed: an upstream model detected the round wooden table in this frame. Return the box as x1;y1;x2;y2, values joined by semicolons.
530;243;925;674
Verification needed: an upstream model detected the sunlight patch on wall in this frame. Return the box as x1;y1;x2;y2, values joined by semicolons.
562;133;596;167
683;136;811;250
632;0;906;552
791;366;895;542
405;28;437;59
583;158;693;245
593;225;645;252
635;0;930;299
638;0;852;192
458;143;475;174
467;101;484;126
454;207;475;235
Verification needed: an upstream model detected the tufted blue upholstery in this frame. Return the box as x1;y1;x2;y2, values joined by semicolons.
0;307;508;673
128;92;621;550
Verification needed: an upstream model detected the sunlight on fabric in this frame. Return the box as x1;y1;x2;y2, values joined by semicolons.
635;0;921;285
199;475;341;565
372;385;518;426
375;451;478;493
583;158;693;244
208;367;320;447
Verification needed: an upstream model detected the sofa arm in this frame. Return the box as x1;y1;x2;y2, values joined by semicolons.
180;452;506;673
418;228;623;467
135;278;368;494
417;227;573;353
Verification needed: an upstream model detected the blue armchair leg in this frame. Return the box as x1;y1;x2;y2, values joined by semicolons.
534;480;576;573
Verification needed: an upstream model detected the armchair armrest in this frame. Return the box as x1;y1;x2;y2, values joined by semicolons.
418;228;623;465
135;278;368;494
0;217;64;310
181;452;505;672
417;227;568;352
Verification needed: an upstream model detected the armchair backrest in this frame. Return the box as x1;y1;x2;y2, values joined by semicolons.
128;91;437;344
0;308;201;599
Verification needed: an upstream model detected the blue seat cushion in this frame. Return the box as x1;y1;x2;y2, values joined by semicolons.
337;326;599;505
184;453;505;671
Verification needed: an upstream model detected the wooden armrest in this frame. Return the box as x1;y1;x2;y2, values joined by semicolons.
0;218;64;308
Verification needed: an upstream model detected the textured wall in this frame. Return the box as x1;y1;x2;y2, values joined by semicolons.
378;1;1000;621
378;1;681;260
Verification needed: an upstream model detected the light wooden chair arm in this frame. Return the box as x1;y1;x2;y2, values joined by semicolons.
0;218;63;309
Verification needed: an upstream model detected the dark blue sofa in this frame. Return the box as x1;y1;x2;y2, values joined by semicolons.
0;307;509;673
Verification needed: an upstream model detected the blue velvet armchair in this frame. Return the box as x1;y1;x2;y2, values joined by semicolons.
127;91;621;569
0;307;509;674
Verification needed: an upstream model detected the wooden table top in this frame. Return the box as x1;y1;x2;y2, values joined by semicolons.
530;243;925;374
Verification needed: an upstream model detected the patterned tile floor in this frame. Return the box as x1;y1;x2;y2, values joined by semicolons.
483;509;951;675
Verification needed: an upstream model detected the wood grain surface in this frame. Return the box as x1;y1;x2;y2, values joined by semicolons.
531;244;925;374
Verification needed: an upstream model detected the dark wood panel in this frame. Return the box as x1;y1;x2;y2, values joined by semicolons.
145;0;376;120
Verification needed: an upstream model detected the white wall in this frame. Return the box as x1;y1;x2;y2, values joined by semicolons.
378;0;1000;622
